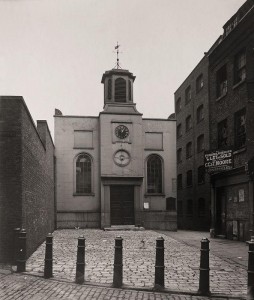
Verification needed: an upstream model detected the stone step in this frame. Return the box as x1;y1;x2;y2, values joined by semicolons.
104;225;145;231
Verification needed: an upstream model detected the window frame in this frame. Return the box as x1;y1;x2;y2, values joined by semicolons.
196;74;204;93
234;107;246;150
177;174;183;190
185;86;191;105
74;153;93;195
218;118;228;149
176;97;182;114
234;49;246;85
177;123;182;139
186;142;192;159
197;104;204;123
186;170;193;187
146;154;164;195
197;165;205;185
177;148;182;164
216;64;227;98
197;134;204;153
185;115;192;132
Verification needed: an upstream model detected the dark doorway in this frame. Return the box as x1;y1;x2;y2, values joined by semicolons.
110;185;134;225
216;188;226;236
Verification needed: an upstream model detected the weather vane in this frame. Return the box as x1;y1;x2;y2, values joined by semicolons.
114;42;122;69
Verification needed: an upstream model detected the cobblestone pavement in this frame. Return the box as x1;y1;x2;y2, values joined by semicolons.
158;230;248;268
25;229;247;298
0;273;245;300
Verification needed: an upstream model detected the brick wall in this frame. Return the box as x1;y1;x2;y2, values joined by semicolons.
174;56;211;230
0;96;55;262
0;97;22;262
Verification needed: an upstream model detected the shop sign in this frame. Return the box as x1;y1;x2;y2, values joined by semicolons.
204;150;233;173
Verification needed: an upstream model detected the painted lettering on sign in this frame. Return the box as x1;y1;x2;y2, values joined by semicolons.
204;150;233;173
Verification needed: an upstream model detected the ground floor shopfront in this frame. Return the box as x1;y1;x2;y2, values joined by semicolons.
210;166;254;241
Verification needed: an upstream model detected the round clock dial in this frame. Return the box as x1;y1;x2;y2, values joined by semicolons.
113;150;131;167
115;125;129;139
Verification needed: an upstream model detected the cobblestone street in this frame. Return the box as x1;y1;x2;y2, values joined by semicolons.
0;272;243;300
24;229;247;298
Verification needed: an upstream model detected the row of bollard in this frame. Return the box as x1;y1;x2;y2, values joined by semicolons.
12;227;254;297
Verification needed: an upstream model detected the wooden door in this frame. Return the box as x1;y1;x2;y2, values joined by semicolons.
110;185;134;225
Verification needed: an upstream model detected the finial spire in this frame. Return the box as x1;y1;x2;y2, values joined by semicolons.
114;42;122;69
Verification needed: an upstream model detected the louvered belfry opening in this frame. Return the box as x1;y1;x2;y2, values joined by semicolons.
115;77;126;102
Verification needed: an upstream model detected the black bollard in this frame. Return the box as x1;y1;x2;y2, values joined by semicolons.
13;228;20;264
154;236;165;288
44;233;53;278
113;236;123;288
17;229;27;273
198;237;210;296
76;236;85;284
247;237;254;299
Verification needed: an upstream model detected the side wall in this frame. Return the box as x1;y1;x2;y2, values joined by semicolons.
21;110;55;258
0;97;22;262
0;96;55;262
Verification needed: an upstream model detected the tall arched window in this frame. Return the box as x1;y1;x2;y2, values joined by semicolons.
115;78;126;102
76;154;92;194
146;155;163;193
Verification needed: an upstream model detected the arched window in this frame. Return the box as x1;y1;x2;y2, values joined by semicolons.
76;154;92;194
146;155;163;194
115;78;126;102
108;78;112;100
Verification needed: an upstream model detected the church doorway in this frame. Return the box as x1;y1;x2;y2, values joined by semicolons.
110;185;134;225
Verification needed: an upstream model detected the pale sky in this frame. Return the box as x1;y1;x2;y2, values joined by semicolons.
0;0;246;138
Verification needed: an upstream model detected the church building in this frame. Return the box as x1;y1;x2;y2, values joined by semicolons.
54;65;176;230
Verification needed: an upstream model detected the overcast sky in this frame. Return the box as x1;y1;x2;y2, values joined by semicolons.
0;0;246;138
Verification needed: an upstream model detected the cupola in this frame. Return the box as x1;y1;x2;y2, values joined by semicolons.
101;69;136;105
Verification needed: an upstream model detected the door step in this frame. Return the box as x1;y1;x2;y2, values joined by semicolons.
104;225;145;231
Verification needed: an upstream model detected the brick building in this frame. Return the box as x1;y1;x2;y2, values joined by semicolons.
0;96;55;262
209;0;254;241
174;55;211;230
175;0;254;240
55;67;177;230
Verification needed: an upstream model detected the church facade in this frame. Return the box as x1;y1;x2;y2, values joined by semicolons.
55;68;176;230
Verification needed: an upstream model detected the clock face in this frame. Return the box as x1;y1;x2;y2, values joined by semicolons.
115;125;129;139
113;150;131;167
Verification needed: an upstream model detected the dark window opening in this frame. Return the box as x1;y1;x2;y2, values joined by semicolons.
186;142;192;159
218;119;228;149
186;115;192;132
166;197;176;211
177;174;182;190
115;78;126;102
186;170;192;187
234;49;246;84
198;166;205;184
235;108;246;150
197;134;204;153
177;124;182;139
185;86;191;104
196;74;204;93
216;65;227;98
176;97;182;113
177;148;182;164
197;104;204;123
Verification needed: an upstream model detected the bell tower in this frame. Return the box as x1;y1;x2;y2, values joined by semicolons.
101;43;140;115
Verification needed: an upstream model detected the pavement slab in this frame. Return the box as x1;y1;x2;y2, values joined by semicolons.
25;229;247;297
